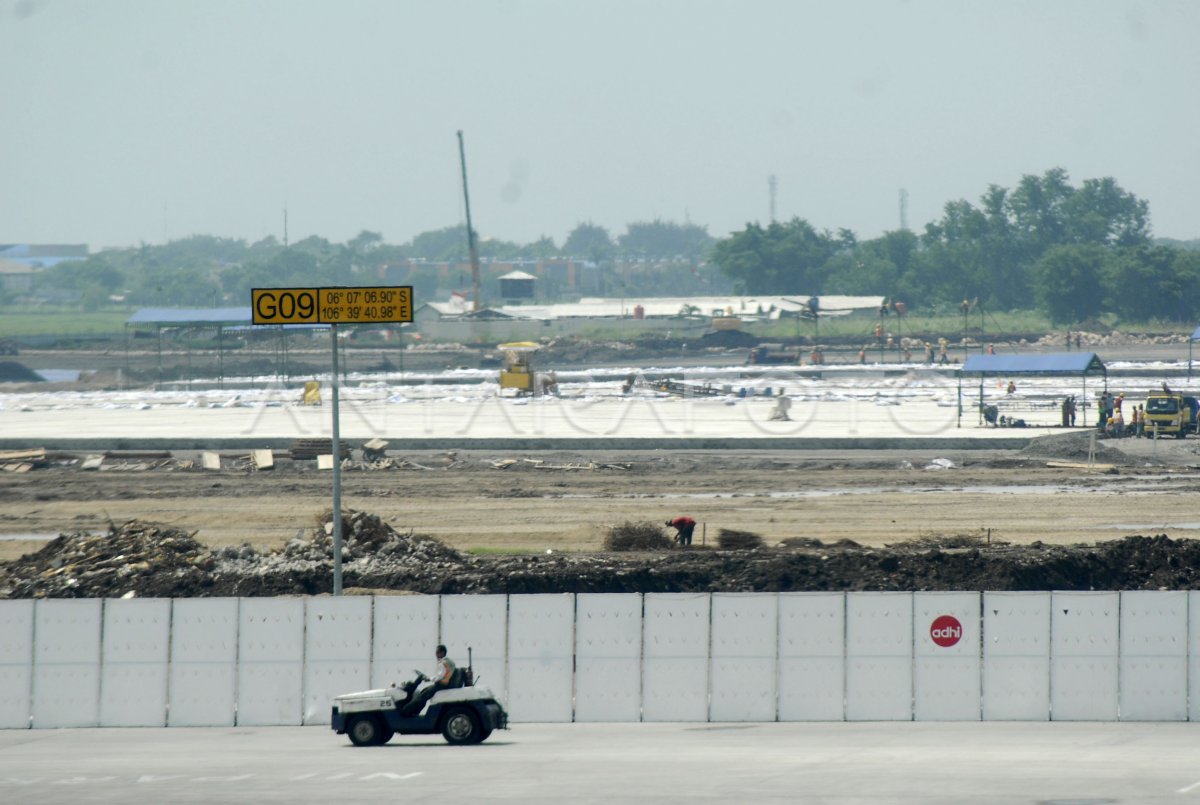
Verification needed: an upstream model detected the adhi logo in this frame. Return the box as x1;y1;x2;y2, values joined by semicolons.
930;614;962;647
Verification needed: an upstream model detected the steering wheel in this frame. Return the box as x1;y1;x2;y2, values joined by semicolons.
412;669;428;683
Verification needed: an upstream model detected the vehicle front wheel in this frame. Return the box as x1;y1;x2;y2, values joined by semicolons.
441;707;481;745
348;715;385;747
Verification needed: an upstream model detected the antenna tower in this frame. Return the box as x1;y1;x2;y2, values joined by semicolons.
768;175;778;223
899;188;909;231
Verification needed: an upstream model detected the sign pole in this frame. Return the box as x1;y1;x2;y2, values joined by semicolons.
250;286;414;598
330;322;343;596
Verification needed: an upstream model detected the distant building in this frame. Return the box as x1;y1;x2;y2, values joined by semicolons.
0;258;36;293
0;244;88;269
498;270;536;301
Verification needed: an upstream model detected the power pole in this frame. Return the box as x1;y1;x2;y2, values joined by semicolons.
768;175;778;224
283;206;289;248
457;130;482;312
899;188;909;231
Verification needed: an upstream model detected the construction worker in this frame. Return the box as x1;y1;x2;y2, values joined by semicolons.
666;516;696;546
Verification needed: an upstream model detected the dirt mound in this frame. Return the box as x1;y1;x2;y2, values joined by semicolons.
6;515;1200;598
1020;431;1130;464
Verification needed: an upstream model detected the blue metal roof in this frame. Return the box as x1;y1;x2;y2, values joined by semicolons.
960;352;1105;375
125;307;328;330
126;307;252;325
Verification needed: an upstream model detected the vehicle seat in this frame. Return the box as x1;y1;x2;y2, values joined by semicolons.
449;667;465;688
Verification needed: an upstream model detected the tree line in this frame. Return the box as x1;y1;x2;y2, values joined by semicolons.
22;219;718;310
713;168;1200;323
18;167;1199;324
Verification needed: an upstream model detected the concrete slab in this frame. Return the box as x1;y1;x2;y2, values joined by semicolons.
0;722;1194;804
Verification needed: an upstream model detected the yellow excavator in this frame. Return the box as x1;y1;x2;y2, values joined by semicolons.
498;342;557;396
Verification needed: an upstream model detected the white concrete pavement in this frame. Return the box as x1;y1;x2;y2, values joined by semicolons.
0;722;1196;804
1;394;1068;443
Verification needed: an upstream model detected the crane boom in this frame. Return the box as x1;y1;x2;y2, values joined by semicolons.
456;130;482;312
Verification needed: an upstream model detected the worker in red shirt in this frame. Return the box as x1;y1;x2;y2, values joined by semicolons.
666;516;696;546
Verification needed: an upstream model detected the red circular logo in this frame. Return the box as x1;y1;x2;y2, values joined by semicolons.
930;615;962;647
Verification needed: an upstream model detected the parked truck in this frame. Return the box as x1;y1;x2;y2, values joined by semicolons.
1142;392;1200;438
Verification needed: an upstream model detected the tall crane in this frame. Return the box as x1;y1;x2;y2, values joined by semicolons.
457;130;482;312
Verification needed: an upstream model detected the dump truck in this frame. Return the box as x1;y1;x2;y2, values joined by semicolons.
1142;392;1199;438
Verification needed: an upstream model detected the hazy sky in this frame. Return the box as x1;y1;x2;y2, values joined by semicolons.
3;0;1197;250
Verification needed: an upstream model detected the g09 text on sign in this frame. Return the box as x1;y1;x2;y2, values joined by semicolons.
251;286;413;325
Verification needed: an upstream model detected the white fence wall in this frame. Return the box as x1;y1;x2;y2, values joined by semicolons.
169;598;238;727
7;591;1200;728
0;599;33;729
237;597;305;726
99;598;171;727
846;592;913;721
574;593;642;722
778;593;844;721
982;592;1051;720
507;594;575;723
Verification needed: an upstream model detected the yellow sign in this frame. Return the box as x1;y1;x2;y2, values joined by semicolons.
318;286;412;324
252;288;319;324
251;286;413;325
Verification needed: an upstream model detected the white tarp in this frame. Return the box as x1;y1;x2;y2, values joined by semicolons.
982;592;1051;720
303;597;373;725
574;593;642;722
914;592;980;721
441;595;508;702
507;594;575;723
237;597;305;726
845;592;913;721
32;598;102;728
778;593;844;721
371;595;439;689
642;593;710;722
709;593;777;722
1051;591;1119;721
99;598;171;727
0;600;33;729
169;598;238;727
1119;590;1187;721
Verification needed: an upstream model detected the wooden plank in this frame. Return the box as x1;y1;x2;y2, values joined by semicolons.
1045;461;1116;471
0;448;45;461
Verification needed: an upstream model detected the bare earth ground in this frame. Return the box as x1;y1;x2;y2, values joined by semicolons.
2;436;1199;563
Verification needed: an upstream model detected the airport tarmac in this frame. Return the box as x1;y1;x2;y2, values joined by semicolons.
0;722;1197;804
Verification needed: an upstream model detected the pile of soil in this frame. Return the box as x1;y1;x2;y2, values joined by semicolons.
5;516;1200;598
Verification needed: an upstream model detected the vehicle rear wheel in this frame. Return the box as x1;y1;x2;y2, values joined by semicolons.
478;728;493;743
348;714;385;747
441;707;481;745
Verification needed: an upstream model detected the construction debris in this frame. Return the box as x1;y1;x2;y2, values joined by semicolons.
251;449;274;470
201;452;221;470
290;439;351;461
362;438;389;461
